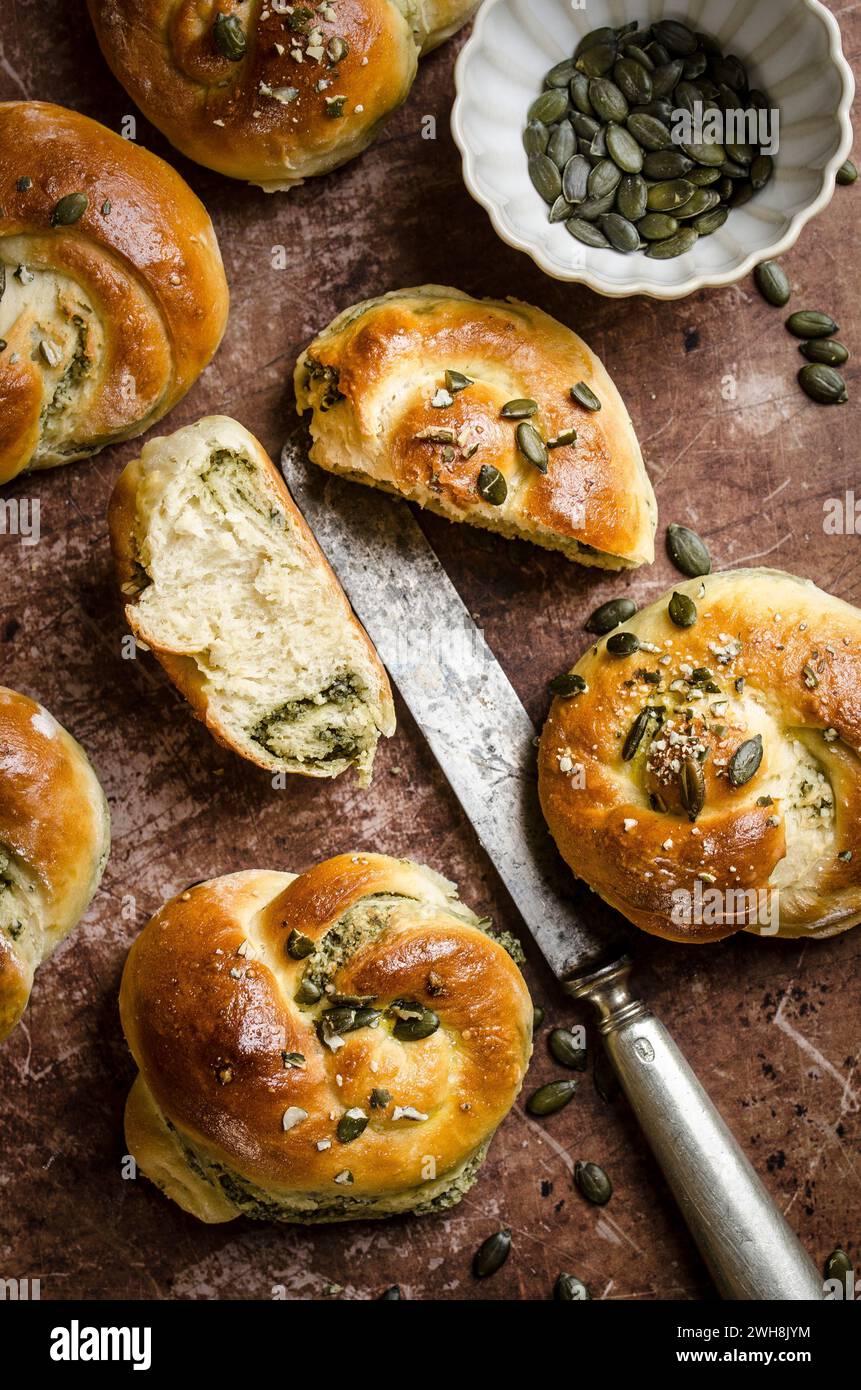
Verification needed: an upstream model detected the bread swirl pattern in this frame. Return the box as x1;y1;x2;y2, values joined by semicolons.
120;854;533;1222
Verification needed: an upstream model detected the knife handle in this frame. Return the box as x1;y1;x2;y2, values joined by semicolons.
565;956;824;1301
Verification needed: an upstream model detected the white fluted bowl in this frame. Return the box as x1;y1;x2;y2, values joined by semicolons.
452;0;854;298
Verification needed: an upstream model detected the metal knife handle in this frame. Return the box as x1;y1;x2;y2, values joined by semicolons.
565;957;824;1301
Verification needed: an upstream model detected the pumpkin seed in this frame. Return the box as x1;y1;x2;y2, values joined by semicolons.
634;98;674;123
754;260;790;306
588;157;623;199
725;141;754;166
613;57;652;104
674;80;703;115
667;523;711;576
445;369;473;392
562;153;591;203
570;381;601;411
473;1229;512;1278
213;12;247;60
786;310;838;339
379;1285;402;1300
526;1079;579;1114
50;191;88;226
598;212;639;253
643;149;693;179
650;58;684;99
545;58;578;88
523;120;550;156
750;154;773;189
295;977;321;1005
370;1087;391;1108
587;126;608;160
576;43;618;79
286;928;315;959
681;140;726;167
646;178;695;212
549;672;587;697
529;88;569;125
574;1159;613;1205
571;112;600;141
729;180;754;207
687;166;721;186
645;227;698;257
621;43;654;71
836;159;857;185
824;1247;852;1280
799;339;849;367
652;20;697;56
669;590;697;627
574;27;616;60
390;1000;440;1040
616;173;648;221
693;206;728;235
477;463;507;506
594;1045;621;1102
569;72;594;116
606;123;643;173
501;397;538;418
549;195;575;223
585;596;637;634
529;152;562;203
637;212;679;240
566;216;611;247
337;1108;369;1143
532;1006;545;1031
547;121;577;169
622;706;654;760
575;190;616;221
682;51;707;80
588;77;629;124
798;364;848;404
729;734;763;787
675;188;721;220
516;421;549;472
606;630;639;656
680;754;706;821
555;1272;591;1300
626;112;671;151
547;427;577;447
548;1027;588;1069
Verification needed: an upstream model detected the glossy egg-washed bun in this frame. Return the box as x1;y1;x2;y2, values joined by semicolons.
539;569;861;943
0;688;110;1042
0;101;228;484
295;285;656;568
120;854;533;1222
86;0;478;190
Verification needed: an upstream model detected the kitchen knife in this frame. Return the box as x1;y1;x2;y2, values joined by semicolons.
281;435;824;1302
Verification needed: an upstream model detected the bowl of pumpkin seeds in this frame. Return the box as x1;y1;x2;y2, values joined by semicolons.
452;0;854;297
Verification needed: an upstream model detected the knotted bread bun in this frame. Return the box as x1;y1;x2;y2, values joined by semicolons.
295;285;656;568
539;569;861;943
86;0;477;191
0;688;110;1042
0;102;228;484
120;853;532;1222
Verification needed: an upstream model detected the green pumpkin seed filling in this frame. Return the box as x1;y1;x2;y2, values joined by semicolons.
0;849;37;950
526;17;778;256
144;894;525;1223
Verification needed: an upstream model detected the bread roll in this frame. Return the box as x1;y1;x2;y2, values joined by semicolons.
294;285;656;568
119;853;532;1222
0;688;110;1042
0;102;228;485
108;416;395;785
538;569;861;943
86;0;477;191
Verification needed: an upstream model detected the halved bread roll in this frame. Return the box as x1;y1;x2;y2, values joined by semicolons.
108;417;395;785
294;285;656;568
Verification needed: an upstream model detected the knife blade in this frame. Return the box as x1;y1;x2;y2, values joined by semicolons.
280;431;825;1302
280;433;623;978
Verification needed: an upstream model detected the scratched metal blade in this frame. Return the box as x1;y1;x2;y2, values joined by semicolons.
281;434;624;978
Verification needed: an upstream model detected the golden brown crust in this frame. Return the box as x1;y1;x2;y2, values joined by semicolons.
107;416;395;780
119;856;532;1216
294;286;656;567
0;101;228;483
0;687;110;1040
538;569;861;943
86;0;474;189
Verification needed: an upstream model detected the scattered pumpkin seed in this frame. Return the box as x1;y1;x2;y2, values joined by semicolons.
594;1045;621;1102
379;1285;402;1300
728;734;763;787
824;1247;852;1280
606;631;639;656
337;1108;369;1143
390;1001;439;1041
799;339;849;367
295;977;321;1005
501;397;538;418
529;88;569;125
516;420;549;472
606;122;643;173
622;706;654;760
445;369;472;392
668;591;697;627
547;426;577;447
477;464;507;506
692;206;728;235
638;212;679;240
598;211;640;252
527;1079;579;1115
547;120;577;169
562;153;591;204
574;1160;613;1205
549;672;587;697
548;1027;588;1070
666;523;711;576
370;1087;391;1108
587;156;623;200
786;310;839;339
798;363;848;404
686;166;721;186
642;149;693;180
473;1229;512;1278
213;12;247;60
566;216;610;247
286;928;315;959
646;178;695;213
570;381;601;411
613;57;652;105
645;227;698;257
555;1272;591;1300
576;44;618;79
585;596;637;634
523;120;550;156
749;154;773;189
616;173;648;221
836;159;857;185
529;152;562;203
532;1006;545;1031
675;188;720;220
680;753;706;821
588;76;629;124
50;191;88;226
